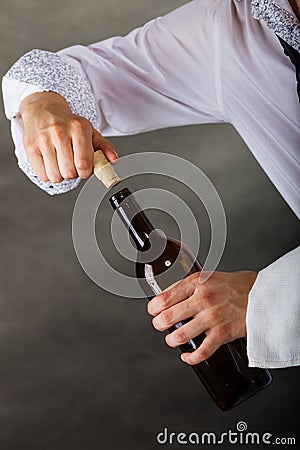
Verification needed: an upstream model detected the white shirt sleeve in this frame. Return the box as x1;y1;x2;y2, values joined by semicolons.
1;0;223;195
246;246;300;368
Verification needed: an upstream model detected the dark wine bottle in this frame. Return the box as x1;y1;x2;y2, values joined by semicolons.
109;187;272;411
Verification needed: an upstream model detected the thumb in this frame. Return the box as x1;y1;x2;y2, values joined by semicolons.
92;127;118;162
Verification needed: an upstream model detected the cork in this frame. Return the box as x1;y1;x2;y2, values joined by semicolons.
93;150;121;189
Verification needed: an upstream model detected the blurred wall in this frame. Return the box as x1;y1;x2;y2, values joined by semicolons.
0;1;299;449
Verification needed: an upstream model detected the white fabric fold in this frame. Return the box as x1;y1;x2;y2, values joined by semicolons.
247;246;300;368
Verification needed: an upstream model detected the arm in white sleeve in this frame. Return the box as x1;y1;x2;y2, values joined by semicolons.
246;246;300;368
2;0;223;194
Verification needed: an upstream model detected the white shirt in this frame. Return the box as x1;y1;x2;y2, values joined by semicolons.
2;0;300;368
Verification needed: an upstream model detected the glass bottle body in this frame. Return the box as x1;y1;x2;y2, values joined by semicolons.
110;188;272;410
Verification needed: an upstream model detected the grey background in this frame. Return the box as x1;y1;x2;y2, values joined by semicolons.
0;1;299;449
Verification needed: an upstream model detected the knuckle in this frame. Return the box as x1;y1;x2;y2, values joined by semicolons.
159;291;170;309
216;324;232;341
175;329;187;345
160;309;173;326
199;348;210;360
79;173;91;180
39;132;51;147
191;272;200;282
49;175;63;184
199;283;210;297
209;308;222;323
62;169;77;180
51;122;64;138
76;158;90;171
196;292;209;308
195;295;203;308
199;289;213;307
78;168;92;179
25;143;39;156
71;117;88;132
185;273;198;292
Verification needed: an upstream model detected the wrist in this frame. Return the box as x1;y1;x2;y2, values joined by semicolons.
20;91;71;119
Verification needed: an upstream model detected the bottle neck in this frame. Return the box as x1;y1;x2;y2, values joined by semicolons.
109;188;155;251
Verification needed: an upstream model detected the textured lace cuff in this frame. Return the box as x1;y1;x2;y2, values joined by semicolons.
251;0;300;52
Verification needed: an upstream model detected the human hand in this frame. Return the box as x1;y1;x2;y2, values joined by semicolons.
20;91;117;183
147;270;257;365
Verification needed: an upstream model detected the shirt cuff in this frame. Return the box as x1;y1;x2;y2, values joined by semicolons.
246;246;300;368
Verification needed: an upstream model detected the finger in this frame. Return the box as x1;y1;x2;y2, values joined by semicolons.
147;272;199;316
52;135;78;180
92;128;118;162
72;125;94;179
152;294;202;331
40;145;63;183
26;146;49;182
165;314;207;347
145;280;181;316
162;279;182;293
180;330;222;365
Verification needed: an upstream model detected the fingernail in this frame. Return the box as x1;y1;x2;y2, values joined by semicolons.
181;354;188;363
111;152;118;163
147;307;153;316
147;301;152;314
152;316;158;328
147;298;158;315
